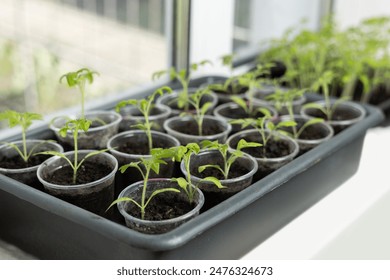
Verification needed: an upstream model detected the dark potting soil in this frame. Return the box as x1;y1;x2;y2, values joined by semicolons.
239;135;291;158
42;160;114;217
191;161;249;180
220;106;267;119
128;107;164;117
211;84;248;96
89;116;114;128
308;107;358;122
46;161;112;185
128;192;195;221
282;120;328;140
0;154;51;169
117;138;170;155
167;96;211;111
298;124;328;140
175;120;224;136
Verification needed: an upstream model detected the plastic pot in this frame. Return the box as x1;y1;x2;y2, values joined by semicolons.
0;140;64;190
37;150;118;217
118;104;171;132
107;130;180;195
163;115;232;145
226;129;299;180
117;179;204;234
300;100;366;134
156;89;218;116
277;115;334;155
50;110;122;150
213;102;278;134
180;149;258;209
248;85;307;115
200;79;248;105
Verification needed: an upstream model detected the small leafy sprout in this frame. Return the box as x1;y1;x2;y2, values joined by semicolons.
60;68;99;120
152;60;211;111
304;70;349;121
230;65;271;116
199;139;261;180
108;147;180;220
39;119;108;184
115;86;172;152
231;108;296;147
204;53;242;96
221;53;235;75
265;88;305;114
265;88;323;138
0;110;43;163
182;88;213;136
172;143;225;204
281;117;324;140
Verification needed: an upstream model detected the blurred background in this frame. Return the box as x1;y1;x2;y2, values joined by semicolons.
0;0;389;129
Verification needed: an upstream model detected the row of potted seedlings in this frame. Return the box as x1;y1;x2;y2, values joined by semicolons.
257;15;390;124
0;63;366;235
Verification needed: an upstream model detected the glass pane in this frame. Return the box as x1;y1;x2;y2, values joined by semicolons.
233;0;322;52
0;0;169;129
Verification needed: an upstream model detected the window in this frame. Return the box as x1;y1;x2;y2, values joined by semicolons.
233;0;324;54
0;0;169;129
1;0;389;131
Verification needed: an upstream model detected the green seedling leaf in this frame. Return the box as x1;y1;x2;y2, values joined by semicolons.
172;177;189;190
200;102;212;116
116;86;172;152
0;110;44;162
258;107;272;118
303;102;326;111
131;123;147;131
221;54;234;67
150;158;168;174
60;68;99;119
237;139;262;151
278;120;297;128
201;177;226;189
267;121;275;131
231;96;248;112
145;188;180;209
107;197;142;212
120;162;141;173
304;118;324;126
151;69;168;81
198;164;224;175
186;143;201;154
83;149;109;161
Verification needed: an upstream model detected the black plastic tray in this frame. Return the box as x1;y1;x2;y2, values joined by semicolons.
0;77;384;259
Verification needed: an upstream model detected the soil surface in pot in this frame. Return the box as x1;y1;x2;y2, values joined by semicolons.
117;138;171;155
45;161;111;185
239;135;291;158
43;161;114;217
173;120;224;136
281;120;328;140
128;192;195;221
309;108;358;122
191;161;249;180
127;107;164;117
219;106;267;119
190;161;251;211
211;84;248;96
167;96;211;111
89;117;115;128
0;154;51;169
